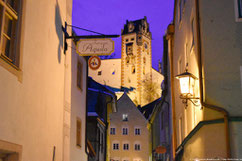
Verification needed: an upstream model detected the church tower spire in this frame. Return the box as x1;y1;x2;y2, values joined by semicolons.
121;17;152;106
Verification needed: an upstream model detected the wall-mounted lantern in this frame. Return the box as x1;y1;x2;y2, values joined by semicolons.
175;71;200;106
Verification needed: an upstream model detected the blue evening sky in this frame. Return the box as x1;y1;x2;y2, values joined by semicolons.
72;0;174;71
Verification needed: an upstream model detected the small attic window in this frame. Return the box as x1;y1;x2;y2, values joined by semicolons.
122;114;128;121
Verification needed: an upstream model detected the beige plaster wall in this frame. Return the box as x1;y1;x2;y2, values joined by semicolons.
183;123;226;161
0;0;87;161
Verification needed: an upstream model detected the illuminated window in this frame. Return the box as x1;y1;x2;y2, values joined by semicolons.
122;114;128;121
134;128;140;135
113;143;119;150
143;57;146;64
110;128;116;135
76;119;81;147
132;66;135;74
122;128;128;135
134;144;141;151
0;0;22;67
77;61;83;90
123;144;129;150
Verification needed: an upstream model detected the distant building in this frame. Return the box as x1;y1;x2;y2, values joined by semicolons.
89;17;164;106
0;1;87;161
168;0;242;160
108;93;151;161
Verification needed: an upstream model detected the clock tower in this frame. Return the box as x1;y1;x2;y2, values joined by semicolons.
121;17;152;106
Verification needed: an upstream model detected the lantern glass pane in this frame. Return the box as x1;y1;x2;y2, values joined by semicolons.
189;77;195;95
179;77;190;94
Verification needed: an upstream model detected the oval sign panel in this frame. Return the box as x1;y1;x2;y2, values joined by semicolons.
76;39;114;56
88;56;101;70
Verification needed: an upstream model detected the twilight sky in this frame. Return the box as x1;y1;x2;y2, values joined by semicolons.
72;0;174;71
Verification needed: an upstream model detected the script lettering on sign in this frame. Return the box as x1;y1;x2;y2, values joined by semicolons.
76;39;114;56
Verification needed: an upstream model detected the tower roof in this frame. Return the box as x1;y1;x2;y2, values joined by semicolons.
121;16;151;39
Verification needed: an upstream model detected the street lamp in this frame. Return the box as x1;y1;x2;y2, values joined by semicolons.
175;70;200;106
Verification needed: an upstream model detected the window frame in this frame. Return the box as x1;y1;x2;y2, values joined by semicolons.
123;143;129;150
113;143;119;150
134;144;141;151
122;114;128;121
122;127;128;135
0;0;23;80
110;127;116;135
235;0;242;21
76;118;82;147
77;61;83;90
134;128;141;135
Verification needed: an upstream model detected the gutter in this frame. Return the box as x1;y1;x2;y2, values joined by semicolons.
166;23;177;159
195;0;231;158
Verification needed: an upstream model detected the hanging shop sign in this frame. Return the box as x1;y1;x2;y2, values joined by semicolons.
76;39;114;56
88;56;101;70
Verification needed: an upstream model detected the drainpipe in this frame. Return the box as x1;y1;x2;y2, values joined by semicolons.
195;0;231;158
166;24;177;159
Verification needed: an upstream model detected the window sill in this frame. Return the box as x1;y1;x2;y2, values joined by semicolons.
235;17;242;22
0;55;22;82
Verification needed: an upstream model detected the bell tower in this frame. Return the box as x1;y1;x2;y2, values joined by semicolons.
121;16;152;106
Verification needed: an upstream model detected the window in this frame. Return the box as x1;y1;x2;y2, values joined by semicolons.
77;61;83;90
131;38;134;41
113;143;119;150
110;128;116;135
122;114;128;121
76;119;81;147
0;0;21;68
178;0;182;23
191;18;195;49
122;128;128;135
178;57;182;74
126;39;129;42
0;139;22;161
134;144;141;151
123;144;129;150
98;70;102;75
178;117;183;145
132;66;135;74
236;0;242;19
143;66;145;75
134;128;140;135
126;43;133;55
143;57;146;64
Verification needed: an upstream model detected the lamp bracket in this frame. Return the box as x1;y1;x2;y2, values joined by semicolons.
180;95;200;107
